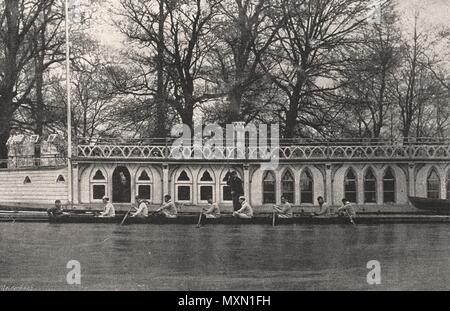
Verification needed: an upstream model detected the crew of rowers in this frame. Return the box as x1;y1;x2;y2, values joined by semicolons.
47;169;355;222
96;194;178;219
49;195;355;223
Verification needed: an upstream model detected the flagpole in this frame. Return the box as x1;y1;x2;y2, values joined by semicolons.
65;0;73;204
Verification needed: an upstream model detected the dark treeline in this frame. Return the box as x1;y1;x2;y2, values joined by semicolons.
0;0;449;159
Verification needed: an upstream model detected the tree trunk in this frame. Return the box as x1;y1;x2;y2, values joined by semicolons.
153;0;168;138
0;0;20;163
34;21;46;158
285;94;299;138
0;101;13;166
227;88;242;124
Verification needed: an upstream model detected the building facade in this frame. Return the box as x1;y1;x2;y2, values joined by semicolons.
0;136;449;212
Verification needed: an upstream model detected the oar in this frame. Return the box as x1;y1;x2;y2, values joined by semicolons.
349;213;356;226
196;207;203;228
272;211;276;227
120;206;134;226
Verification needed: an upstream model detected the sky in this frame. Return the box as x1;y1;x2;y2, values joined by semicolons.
86;0;450;50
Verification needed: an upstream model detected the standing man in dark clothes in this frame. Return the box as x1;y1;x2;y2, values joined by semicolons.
225;170;244;211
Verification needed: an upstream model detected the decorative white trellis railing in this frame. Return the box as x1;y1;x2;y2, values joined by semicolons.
75;137;450;161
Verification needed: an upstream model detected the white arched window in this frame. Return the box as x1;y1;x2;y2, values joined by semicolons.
176;170;192;202
136;169;152;201
91;169;107;201
198;170;215;203
427;169;440;199
300;169;313;204
282;170;295;203
383;168;396;203
263;171;276;204
364;168;377;203
344;169;357;203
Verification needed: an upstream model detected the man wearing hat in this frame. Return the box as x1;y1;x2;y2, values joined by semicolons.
98;196;116;217
131;195;149;218
225;170;244;211
232;196;253;219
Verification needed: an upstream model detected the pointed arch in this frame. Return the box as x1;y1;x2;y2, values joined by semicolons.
427;168;440;199
263;171;276;204
344;168;357;203
198;169;215;202
364;167;377;203
300;168;314;204
281;169;295;203
177;170;191;181
200;170;214;182
112;166;131;203
136;168;153;201
175;168;193;202
56;175;65;183
90;168;107;201
137;170;151;181
92;169;106;181
383;167;396;203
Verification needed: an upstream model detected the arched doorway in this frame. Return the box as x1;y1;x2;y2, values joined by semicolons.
113;166;131;203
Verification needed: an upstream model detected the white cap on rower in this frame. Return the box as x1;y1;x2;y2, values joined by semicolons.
239;196;246;201
102;195;109;200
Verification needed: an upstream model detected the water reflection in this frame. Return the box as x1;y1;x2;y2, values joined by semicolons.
0;223;449;290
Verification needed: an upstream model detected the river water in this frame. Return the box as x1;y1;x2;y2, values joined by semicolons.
0;223;449;290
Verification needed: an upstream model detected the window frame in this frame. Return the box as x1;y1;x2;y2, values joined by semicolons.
281;169;295;204
382;167;396;204
300;168;314;204
363;168;377;204
136;168;153;202
90;168;107;202
175;169;193;203
344;168;357;203
263;171;276;204
198;170;215;203
427;168;441;199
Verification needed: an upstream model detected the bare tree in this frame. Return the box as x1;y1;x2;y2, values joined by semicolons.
0;0;56;163
392;14;445;139
209;0;279;124
259;0;369;138
341;2;400;138
115;0;222;134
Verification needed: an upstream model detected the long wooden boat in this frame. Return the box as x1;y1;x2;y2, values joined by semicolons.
408;196;450;215
0;210;449;224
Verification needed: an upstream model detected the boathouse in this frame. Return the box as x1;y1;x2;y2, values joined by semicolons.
0;135;449;212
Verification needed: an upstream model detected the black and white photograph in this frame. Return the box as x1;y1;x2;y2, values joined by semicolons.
0;0;449;296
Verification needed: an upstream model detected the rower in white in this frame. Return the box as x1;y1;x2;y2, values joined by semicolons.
273;196;293;218
203;197;221;219
156;195;178;218
338;198;356;224
314;196;330;216
232;196;253;219
131;195;148;218
98;196;115;218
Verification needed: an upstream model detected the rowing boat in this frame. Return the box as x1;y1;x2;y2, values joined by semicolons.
0;211;448;224
408;196;450;215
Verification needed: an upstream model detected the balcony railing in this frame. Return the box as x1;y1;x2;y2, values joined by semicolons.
75;137;450;161
0;156;67;169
